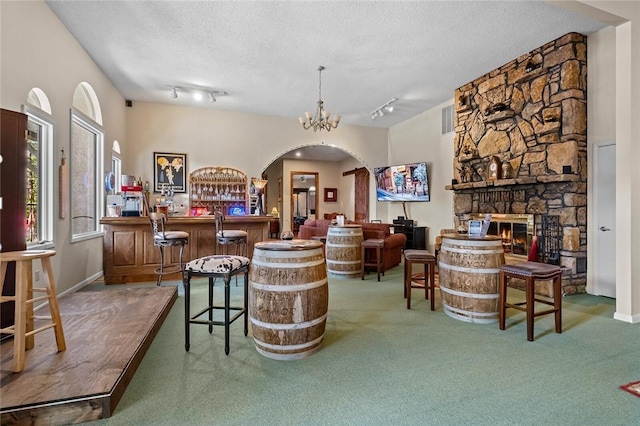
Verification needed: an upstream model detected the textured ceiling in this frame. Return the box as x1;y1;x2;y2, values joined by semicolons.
46;1;606;131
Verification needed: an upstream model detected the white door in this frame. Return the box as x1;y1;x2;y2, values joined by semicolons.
594;143;616;298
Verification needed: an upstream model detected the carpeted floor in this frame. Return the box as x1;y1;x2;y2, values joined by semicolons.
84;265;639;426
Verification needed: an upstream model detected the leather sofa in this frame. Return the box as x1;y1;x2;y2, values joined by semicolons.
298;219;407;272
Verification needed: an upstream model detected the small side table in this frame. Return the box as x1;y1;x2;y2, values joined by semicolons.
361;239;385;281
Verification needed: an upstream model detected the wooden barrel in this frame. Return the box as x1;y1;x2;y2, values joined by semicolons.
325;225;363;278
438;234;505;323
249;240;328;360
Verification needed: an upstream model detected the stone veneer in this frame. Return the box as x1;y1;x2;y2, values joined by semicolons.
448;33;587;294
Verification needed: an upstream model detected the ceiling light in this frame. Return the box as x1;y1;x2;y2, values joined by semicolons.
298;66;341;132
371;98;398;120
170;87;227;102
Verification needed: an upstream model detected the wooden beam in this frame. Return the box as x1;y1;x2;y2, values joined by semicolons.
343;167;366;177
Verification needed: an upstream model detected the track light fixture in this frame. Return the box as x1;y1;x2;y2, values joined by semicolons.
169;87;227;103
370;98;398;120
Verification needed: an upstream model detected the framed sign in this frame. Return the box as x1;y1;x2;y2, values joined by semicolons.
324;188;337;202
154;152;187;193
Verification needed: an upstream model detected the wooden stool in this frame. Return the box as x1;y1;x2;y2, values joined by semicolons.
0;250;66;372
183;254;249;355
361;239;385;281
403;250;436;310
499;262;563;341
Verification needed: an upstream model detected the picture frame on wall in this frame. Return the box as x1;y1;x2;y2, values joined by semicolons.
324;188;337;202
153;152;187;193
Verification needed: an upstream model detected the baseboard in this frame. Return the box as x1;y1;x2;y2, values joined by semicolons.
613;311;640;324
62;271;104;296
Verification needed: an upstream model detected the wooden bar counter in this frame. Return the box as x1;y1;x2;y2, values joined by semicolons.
100;215;276;284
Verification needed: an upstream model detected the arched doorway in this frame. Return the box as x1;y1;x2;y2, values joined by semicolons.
261;144;370;234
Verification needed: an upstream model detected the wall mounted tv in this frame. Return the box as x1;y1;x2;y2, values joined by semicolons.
373;162;430;202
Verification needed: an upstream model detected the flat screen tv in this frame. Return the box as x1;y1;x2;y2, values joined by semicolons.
373;162;429;202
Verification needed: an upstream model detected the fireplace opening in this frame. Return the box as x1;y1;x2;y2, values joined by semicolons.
471;214;534;259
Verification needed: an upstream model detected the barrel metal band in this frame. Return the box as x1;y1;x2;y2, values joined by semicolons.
438;285;499;299
249;278;327;292
442;304;497;324
326;259;361;265
441;245;504;255
439;262;501;274
250;313;327;330
251;258;325;268
442;238;503;248
254;335;323;351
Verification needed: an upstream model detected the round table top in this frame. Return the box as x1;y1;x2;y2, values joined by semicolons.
254;239;323;251
329;224;362;228
442;233;503;241
1;249;56;262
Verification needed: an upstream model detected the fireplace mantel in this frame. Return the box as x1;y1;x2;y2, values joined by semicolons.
445;174;580;191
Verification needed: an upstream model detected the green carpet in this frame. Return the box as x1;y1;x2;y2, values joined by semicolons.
86;266;639;425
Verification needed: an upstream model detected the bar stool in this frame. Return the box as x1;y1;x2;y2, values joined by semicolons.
148;212;189;286
215;211;247;256
0;250;66;372
361;239;385;281
183;254;249;355
403;249;436;310
498;262;563;341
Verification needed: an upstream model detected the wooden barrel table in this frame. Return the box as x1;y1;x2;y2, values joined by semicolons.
249;239;328;360
438;234;505;323
325;224;363;278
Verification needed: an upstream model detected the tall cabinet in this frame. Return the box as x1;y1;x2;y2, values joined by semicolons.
1;109;27;330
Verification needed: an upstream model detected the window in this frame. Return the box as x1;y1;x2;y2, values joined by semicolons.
112;140;122;193
23;105;54;247
70;109;104;241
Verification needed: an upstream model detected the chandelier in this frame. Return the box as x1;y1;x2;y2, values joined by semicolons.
298;66;341;132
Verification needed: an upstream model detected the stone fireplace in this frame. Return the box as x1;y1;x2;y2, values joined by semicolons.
447;33;587;294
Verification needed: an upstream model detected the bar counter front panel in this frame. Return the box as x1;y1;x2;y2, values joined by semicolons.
100;216;276;284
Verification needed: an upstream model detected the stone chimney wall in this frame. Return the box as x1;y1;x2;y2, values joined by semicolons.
448;33;587;294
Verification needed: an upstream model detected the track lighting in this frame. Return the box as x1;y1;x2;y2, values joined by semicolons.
371;98;398;120
169;87;227;103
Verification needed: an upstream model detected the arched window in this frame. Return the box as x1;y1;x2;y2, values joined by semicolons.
23;88;54;248
70;82;104;241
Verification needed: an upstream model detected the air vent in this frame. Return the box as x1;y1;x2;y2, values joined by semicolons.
441;104;454;135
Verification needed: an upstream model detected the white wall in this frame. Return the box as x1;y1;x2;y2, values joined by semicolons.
586;26;616;295
573;0;640;322
1;1;127;294
387;101;455;251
